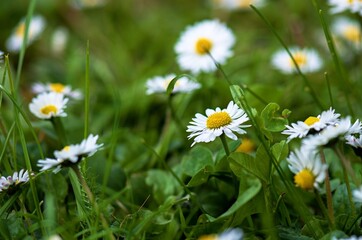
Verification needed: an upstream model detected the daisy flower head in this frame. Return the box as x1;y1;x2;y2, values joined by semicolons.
6;15;46;52
287;147;327;190
29;92;69;119
54;134;103;163
32;82;82;99
302;117;360;152
213;0;266;11
271;47;323;74
0;169;31;193
145;74;201;95
174;19;235;74
282;108;341;142
187;101;250;147
198;228;243;240
328;0;362;15
332;17;361;50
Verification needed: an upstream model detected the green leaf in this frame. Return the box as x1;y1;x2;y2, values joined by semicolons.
271;140;289;163
261;103;288;132
186;165;213;187
181;146;214;177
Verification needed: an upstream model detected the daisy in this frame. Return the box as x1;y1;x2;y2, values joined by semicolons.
37;134;103;173
332;17;361;49
213;0;266;11
286;147;327;190
29;92;69;119
353;185;362;203
51;27;69;54
6;15;46;52
174;19;235;74
145;74;201;94
271;47;323;74
302;117;361;151
328;0;362;15
32;82;82;99
282;108;340;142
0;169;31;192
71;0;107;9
54;134;103;163
187;101;250;146
198;228;243;240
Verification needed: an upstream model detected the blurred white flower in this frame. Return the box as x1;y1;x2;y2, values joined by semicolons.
282;108;340;142
0;169;31;192
353;185;362;203
287;147;327;190
37;158;64;174
198;228;243;240
29;92;69;119
328;0;362;15
175;19;235;74
332;17;361;50
187;101;250;146
6;15;46;52
271;47;323;74
213;0;266;11
145;74;201;94
51;27;69;54
71;0;107;9
32;82;82;99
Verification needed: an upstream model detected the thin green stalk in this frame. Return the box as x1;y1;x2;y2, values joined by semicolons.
220;134;230;156
84;40;90;139
320;150;335;228
50;117;68;146
315;191;334;230
250;5;324;111
324;72;334;108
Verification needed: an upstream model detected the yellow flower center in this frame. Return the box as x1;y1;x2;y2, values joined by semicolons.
198;235;218;240
195;38;213;55
49;83;66;93
238;0;252;7
236;138;255;153
304;116;320;126
206;111;232;129
15;23;26;37
294;169;315;190
40;105;58;115
63;146;70;151
343;26;360;43
290;52;307;68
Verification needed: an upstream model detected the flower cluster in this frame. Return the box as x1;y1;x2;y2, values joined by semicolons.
37;134;103;173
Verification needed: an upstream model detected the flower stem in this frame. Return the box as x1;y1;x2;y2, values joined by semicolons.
220;134;230;156
314;190;334;230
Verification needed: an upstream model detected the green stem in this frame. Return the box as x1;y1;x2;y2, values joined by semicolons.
315;191;334;230
50;117;68;146
220;134;230;156
320;150;335;229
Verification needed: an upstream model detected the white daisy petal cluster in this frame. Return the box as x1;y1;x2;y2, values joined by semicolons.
0;169;31;192
282;108;340;142
328;0;362;15
286;147;327;190
145;74;201;95
175;19;235;74
29;92;69;119
32;82;82;99
332;17;361;50
187;101;250;146
198;228;243;240
271;46;323;74
212;0;266;11
6;15;46;52
37;134;103;173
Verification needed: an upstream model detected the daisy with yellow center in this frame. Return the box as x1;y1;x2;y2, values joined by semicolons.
328;0;362;15
282;108;340;142
6;15;46;52
187;101;250;147
213;0;266;11
145;74;201;94
29;92;68;119
332;17;361;50
271;47;323;74
198;228;243;240
0;169;31;192
32;82;83;99
175;19;235;74
287;147;327;191
236;137;256;153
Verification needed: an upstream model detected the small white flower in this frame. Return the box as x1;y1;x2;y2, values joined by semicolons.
32;82;82;99
353;185;362;203
328;0;362;15
302;117;359;151
175;19;235;74
187;101;250;146
71;0;107;9
29;92;69;119
271;47;323;74
332;17;361;49
54;134;103;163
145;74;201;94
198;228;243;240
213;0;266;11
51;27;69;54
282;108;340;142
6;15;46;52
0;169;31;192
287;147;327;190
